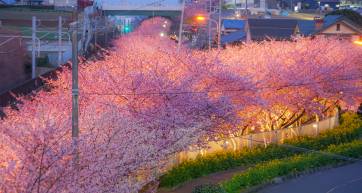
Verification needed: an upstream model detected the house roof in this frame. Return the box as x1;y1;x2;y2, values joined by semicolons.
221;30;246;45
298;15;362;36
316;15;362;34
319;0;340;2
323;15;343;27
297;20;316;36
248;19;298;40
222;19;246;30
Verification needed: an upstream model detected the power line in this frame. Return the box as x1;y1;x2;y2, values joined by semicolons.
82;75;362;97
87;96;362;164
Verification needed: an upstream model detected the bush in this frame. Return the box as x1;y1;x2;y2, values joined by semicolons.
159;113;362;188
159;145;293;187
221;140;362;193
284;113;362;150
192;184;227;193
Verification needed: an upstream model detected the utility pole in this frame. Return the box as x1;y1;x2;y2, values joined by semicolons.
32;16;36;79
208;0;212;50
177;0;185;51
94;19;97;46
71;10;79;167
235;0;237;12
105;19;108;47
58;16;62;66
218;0;222;50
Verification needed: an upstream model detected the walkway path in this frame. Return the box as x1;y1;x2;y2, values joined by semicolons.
157;166;245;193
258;162;362;193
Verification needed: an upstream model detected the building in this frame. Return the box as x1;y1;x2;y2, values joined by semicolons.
319;0;341;10
222;19;247;34
42;0;77;7
221;19;250;45
221;18;300;44
298;15;362;41
221;15;362;45
248;19;299;41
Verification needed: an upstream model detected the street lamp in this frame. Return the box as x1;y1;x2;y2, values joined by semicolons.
196;15;206;21
354;40;362;46
194;15;221;50
354;36;362;46
178;0;186;51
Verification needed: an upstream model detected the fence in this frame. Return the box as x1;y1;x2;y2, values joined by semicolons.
127;114;340;188
163;114;339;171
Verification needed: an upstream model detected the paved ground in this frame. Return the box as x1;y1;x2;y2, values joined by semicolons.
288;12;322;20
157;166;245;193
258;162;362;193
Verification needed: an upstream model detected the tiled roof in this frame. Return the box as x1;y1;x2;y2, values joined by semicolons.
248;19;298;40
323;15;344;27
222;19;246;30
221;30;246;44
298;20;316;36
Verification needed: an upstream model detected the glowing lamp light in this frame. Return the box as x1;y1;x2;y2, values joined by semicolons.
196;16;206;22
354;40;362;46
160;32;165;37
124;25;130;33
162;24;167;28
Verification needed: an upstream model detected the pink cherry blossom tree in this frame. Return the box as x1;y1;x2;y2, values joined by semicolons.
0;17;361;193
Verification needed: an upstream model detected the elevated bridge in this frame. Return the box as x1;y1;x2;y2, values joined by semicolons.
99;0;182;17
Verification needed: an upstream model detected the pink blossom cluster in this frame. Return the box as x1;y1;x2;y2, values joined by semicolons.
0;17;361;193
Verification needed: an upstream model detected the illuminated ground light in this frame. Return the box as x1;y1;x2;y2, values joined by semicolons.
354;40;362;46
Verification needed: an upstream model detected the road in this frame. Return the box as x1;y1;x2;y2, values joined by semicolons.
258;162;362;193
288;12;323;20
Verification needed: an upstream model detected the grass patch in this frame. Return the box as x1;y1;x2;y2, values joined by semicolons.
221;140;362;193
159;113;362;188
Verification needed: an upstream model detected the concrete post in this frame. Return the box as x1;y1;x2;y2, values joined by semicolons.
218;0;222;50
71;23;79;166
177;0;185;51
58;16;62;66
32;16;36;79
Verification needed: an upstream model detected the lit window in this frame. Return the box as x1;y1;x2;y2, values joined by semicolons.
336;23;340;31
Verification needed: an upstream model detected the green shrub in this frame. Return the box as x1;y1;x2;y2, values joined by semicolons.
222;140;362;193
159;145;293;187
192;184;227;193
284;113;362;150
159;113;362;188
